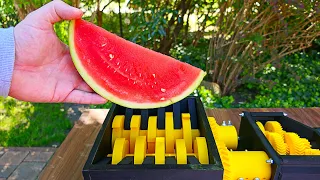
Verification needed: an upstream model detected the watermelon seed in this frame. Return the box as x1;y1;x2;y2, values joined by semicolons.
125;69;128;72
101;43;107;47
154;82;157;85
152;74;156;78
109;54;114;60
151;85;154;88
160;97;165;101
117;62;120;66
107;65;110;68
161;88;166;93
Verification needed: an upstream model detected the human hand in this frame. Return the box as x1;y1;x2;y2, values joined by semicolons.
9;0;107;104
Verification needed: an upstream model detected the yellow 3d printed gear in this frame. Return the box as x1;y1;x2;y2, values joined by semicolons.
193;137;209;164
304;149;320;155
300;138;312;149
218;125;238;150
182;113;193;153
176;139;187;164
256;121;266;135
215;141;232;180
134;136;147;164
147;116;157;153
111;138;129;164
268;132;287;155
165;112;175;153
284;133;304;155
155;137;165;164
265;121;284;137
112;115;125;148
129;115;141;153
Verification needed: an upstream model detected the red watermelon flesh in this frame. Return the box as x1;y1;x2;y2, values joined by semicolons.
69;19;206;109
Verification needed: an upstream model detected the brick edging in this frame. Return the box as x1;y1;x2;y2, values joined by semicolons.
0;147;57;152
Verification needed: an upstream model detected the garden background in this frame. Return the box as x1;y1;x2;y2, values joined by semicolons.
1;0;319;147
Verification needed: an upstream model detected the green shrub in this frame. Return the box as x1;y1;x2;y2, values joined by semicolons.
170;38;209;71
194;86;234;108
241;52;320;108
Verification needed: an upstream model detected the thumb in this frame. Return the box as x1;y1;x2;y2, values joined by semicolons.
31;0;83;24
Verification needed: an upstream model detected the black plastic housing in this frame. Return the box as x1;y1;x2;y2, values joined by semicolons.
83;97;320;180
82;97;224;180
239;111;320;180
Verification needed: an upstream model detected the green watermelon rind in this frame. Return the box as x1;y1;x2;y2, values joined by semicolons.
68;20;206;109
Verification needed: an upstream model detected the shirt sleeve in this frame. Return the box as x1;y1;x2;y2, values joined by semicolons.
0;27;15;97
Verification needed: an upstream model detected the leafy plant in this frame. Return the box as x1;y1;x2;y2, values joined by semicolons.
193;86;234;108
240;52;320;108
206;0;320;95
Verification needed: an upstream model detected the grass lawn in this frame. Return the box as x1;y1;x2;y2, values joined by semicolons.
0;97;72;147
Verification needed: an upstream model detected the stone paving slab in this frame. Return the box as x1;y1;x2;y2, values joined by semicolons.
24;152;54;162
0;147;56;179
0;165;18;178
0;148;56;153
7;162;46;180
0;152;29;166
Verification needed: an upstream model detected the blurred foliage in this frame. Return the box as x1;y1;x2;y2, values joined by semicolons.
241;52;320;108
193;86;234;108
0;97;71;147
170;38;209;70
206;0;320;95
0;0;18;27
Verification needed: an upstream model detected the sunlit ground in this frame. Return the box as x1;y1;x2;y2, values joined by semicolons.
0;97;72;147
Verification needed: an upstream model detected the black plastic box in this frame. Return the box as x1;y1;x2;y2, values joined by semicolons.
239;111;320;180
82;97;224;180
83;96;320;180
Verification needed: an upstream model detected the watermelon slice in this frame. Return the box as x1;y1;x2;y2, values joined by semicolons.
68;19;206;109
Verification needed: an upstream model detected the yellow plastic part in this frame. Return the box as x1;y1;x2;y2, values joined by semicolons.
174;129;183;139
157;130;165;137
218;126;238;150
140;130;147;137
304;149;320;155
176;139;187;164
265;131;270;140
229;151;272;180
123;130;130;141
147;116;157;143
256;121;266;135
148;142;155;153
165;112;175;153
265;121;284;137
111;138;129;164
155;137;165;164
193;137;209;164
182;113;193;153
208;117;220;141
157;129;200;140
268;132;287;155
301;138;312;149
111;115;125;148
134;136;146;164
130;115;141;153
284;132;304;155
215;140;232;180
192;130;200;141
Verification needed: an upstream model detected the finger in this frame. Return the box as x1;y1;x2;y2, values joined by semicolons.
76;81;94;92
64;90;107;104
33;0;83;24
